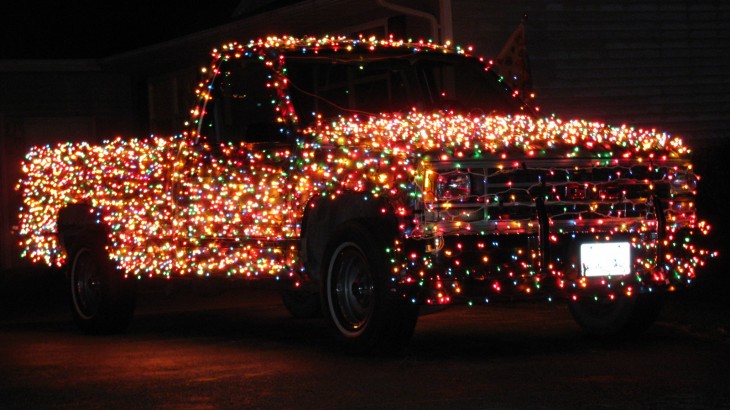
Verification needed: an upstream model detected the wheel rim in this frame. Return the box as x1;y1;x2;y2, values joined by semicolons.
327;242;374;336
71;248;103;320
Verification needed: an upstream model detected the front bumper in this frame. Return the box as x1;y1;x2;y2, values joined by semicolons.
392;226;708;305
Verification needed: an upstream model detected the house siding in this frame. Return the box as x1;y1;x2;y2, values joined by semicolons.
452;0;730;140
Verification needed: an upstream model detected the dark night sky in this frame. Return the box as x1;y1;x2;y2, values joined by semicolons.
1;0;243;59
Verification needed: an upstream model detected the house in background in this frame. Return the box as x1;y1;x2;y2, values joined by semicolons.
2;0;729;269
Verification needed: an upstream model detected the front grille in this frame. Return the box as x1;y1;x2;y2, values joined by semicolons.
417;158;696;236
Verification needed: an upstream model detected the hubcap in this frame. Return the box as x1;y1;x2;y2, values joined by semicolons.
328;243;374;335
71;248;103;320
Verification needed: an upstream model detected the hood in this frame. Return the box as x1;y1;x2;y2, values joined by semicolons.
309;112;690;161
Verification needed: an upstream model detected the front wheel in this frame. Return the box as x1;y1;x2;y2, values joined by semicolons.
569;293;663;336
322;222;418;353
69;242;136;334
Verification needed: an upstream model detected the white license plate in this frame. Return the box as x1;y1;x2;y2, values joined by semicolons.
580;242;631;277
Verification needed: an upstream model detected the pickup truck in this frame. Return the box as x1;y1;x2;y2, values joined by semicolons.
16;35;712;352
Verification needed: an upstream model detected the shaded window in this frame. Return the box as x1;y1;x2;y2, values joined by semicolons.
286;57;413;126
199;59;285;143
285;52;526;127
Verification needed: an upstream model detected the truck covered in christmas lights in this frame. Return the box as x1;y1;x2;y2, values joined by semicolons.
16;36;712;352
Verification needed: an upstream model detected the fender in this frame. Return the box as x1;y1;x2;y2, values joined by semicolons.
57;203;108;253
300;192;398;283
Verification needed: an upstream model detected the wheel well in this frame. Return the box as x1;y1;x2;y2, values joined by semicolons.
57;203;108;255
300;193;398;283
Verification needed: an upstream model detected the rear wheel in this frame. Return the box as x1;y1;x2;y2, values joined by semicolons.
69;241;136;334
569;294;663;336
322;222;418;353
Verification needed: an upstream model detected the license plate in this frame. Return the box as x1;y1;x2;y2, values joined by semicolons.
580;242;631;277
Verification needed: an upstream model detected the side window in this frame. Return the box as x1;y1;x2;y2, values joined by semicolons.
199;59;285;143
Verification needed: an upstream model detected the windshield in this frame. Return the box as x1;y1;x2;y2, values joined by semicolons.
285;51;528;126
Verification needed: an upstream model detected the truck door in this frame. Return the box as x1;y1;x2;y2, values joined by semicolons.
173;57;298;277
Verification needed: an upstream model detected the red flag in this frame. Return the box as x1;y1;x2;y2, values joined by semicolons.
493;16;533;101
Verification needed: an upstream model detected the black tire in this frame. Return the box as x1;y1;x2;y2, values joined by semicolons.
321;222;418;353
280;288;321;319
68;241;136;334
569;293;663;337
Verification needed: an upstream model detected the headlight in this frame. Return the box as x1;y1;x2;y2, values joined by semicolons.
669;169;697;193
435;171;471;200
